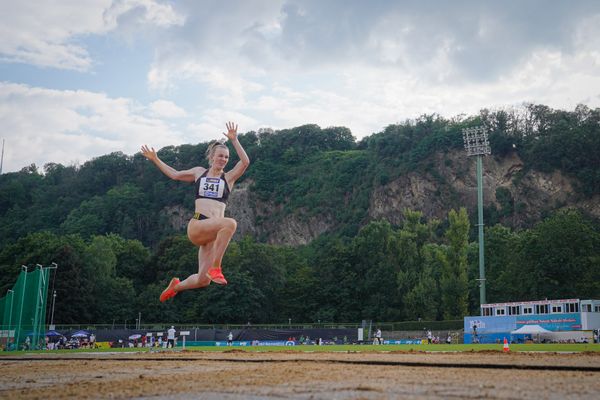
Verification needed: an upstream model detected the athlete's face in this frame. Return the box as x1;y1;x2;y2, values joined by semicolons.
212;147;229;169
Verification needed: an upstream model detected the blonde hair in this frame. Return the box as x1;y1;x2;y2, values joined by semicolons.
205;141;229;166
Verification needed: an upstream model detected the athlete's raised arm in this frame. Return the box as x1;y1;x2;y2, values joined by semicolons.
141;145;201;183
222;122;250;183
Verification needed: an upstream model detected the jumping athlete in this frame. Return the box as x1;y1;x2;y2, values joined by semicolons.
141;122;250;302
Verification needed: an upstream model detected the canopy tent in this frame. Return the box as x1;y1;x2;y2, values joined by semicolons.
45;330;64;337
511;325;551;334
70;330;90;338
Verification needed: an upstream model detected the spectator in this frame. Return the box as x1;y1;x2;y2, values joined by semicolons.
375;328;383;345
90;333;96;349
228;332;233;346
167;326;176;348
446;334;452;344
426;330;432;344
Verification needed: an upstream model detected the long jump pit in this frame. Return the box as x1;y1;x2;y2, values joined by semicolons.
1;350;599;399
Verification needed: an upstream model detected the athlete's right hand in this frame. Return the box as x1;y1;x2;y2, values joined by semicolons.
141;145;158;162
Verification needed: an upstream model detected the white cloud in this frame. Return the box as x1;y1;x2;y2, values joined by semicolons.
0;0;184;71
149;99;187;118
0;82;185;172
186;109;260;141
104;0;185;28
141;1;600;139
2;1;600;172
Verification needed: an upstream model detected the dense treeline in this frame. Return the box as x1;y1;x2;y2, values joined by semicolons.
0;103;599;323
0;209;597;324
1;104;599;248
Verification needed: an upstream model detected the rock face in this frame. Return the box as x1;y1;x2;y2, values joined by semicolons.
161;205;189;232
226;180;257;238
227;180;333;245
369;150;598;229
163;150;599;245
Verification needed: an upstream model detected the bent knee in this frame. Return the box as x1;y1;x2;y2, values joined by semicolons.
223;218;237;232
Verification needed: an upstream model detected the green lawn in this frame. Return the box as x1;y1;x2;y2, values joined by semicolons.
185;343;600;353
2;343;598;355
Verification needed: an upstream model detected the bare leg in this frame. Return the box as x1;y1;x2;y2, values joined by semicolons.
187;217;237;269
209;218;237;269
174;242;214;292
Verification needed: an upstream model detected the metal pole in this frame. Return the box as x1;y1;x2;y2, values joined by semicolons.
138;312;141;330
7;290;14;350
32;265;44;349
47;263;58;329
476;156;486;304
50;291;56;327
0;138;4;174
15;266;27;350
463;127;490;308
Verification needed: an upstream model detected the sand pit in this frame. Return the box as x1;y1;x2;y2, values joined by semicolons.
1;350;599;399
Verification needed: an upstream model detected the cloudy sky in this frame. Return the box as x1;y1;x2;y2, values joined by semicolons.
1;0;599;173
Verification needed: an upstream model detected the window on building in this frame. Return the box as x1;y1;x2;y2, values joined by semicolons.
523;307;533;314
509;306;521;315
595;305;600;313
565;303;579;313
551;304;562;313
536;304;549;314
582;304;592;312
482;307;492;316
495;308;506;316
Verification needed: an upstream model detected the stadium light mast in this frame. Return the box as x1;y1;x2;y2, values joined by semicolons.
462;126;491;306
0;138;4;174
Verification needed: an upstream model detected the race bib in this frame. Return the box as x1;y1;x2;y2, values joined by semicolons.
198;177;225;199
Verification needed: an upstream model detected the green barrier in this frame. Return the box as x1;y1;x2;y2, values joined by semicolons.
0;266;52;351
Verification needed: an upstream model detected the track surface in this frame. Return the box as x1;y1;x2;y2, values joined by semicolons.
1;351;599;399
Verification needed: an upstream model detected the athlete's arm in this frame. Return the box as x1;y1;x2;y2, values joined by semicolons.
141;145;202;182
222;122;250;183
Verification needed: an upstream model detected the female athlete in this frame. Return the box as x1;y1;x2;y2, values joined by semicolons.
141;122;250;301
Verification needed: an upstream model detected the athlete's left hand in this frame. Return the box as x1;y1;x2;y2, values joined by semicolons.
223;122;238;141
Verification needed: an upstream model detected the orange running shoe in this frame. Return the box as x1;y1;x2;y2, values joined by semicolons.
206;267;228;285
159;278;180;302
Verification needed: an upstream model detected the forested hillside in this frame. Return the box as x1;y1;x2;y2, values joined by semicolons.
0;104;598;324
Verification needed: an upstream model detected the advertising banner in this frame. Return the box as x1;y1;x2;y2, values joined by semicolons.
515;313;581;331
464;316;516;333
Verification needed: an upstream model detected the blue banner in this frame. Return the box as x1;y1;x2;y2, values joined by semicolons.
214;340;296;347
385;339;425;345
515;313;581;331
464;316;516;333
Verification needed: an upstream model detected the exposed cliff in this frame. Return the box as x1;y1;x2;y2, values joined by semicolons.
217;149;599;245
370;149;598;229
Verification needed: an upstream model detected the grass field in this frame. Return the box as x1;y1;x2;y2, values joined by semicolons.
2;342;598;355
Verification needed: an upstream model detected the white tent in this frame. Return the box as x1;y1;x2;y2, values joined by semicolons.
511;325;551;334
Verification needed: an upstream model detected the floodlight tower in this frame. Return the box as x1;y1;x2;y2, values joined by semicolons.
462;126;491;305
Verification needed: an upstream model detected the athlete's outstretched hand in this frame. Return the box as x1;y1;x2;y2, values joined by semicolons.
223;122;238;141
141;145;158;162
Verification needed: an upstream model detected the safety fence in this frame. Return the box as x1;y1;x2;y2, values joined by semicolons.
0;266;53;351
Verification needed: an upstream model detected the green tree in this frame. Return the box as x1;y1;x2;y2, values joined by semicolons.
439;208;470;319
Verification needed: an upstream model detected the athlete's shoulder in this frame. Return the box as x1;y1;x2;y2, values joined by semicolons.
193;166;208;180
